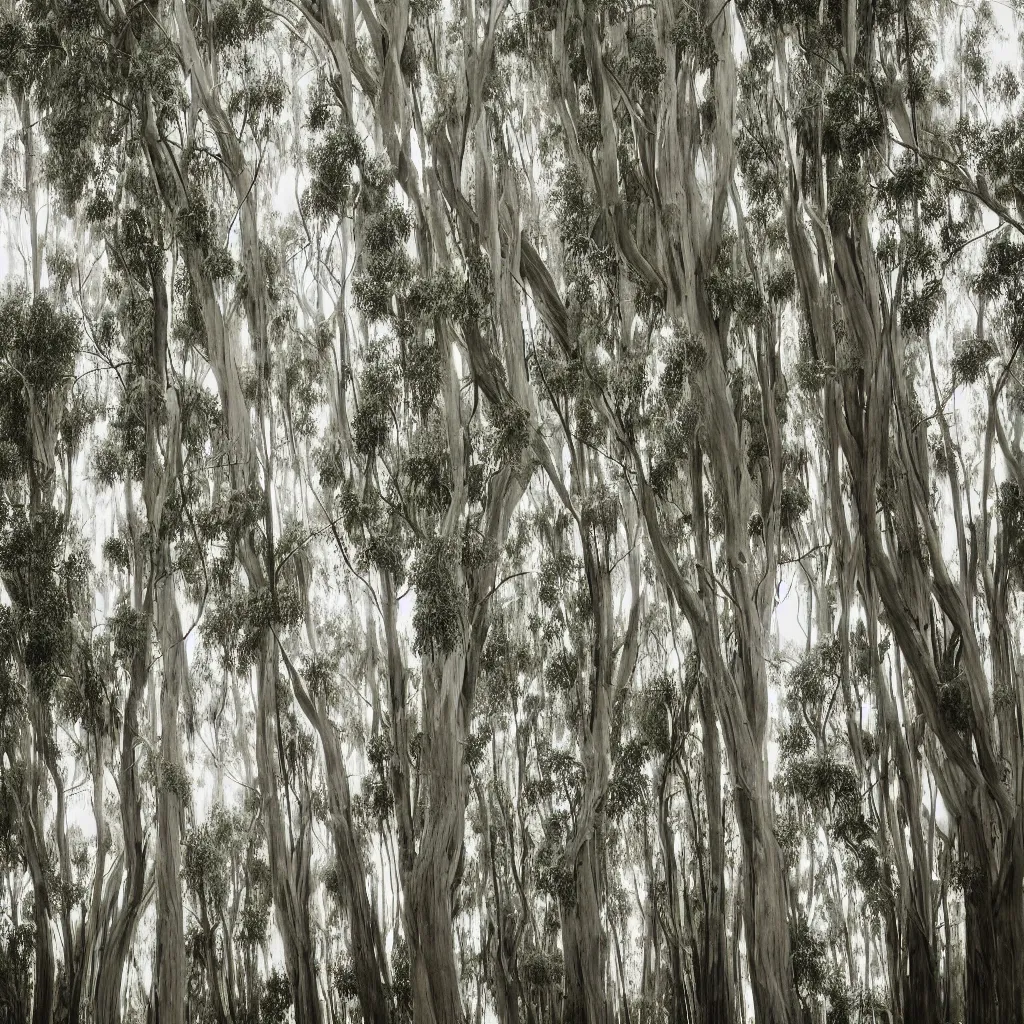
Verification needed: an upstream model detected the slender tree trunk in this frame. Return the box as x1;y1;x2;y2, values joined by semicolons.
697;680;734;1024
15;86;40;297
475;774;521;1024
155;595;186;1024
287;646;392;1024
94;635;149;1024
142;214;188;1024
24;786;55;1024
254;643;323;1024
657;753;690;1024
11;89;55;1022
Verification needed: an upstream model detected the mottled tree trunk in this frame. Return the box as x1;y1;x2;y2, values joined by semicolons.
404;652;468;1024
559;838;610;1024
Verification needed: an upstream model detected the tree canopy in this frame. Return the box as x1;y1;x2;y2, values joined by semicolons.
0;0;1022;1022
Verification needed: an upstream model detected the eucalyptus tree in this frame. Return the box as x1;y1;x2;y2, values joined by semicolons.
0;0;1021;1023
526;355;645;1023
292;2;556;1019
0;12;91;1021
0;288;85;1024
159;6;326;1018
9;6;202;1021
304;134;535;1023
483;0;808;1016
746;0;1024;1019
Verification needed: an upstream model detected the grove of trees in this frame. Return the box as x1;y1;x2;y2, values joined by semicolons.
0;0;1022;1022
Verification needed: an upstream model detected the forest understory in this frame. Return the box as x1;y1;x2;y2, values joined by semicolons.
0;0;1023;1022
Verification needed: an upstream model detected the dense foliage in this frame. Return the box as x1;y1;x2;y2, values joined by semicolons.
0;0;1021;1022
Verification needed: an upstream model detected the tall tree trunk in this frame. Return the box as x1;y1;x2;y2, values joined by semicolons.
733;768;797;1024
142;212;188;1024
657;762;688;1024
552;464;640;1024
10;89;57;1024
15;85;40;298
559;837;609;1024
169;14;326;1017
155;594;186;1024
94;628;149;1024
18;760;55;1024
697;679;734;1024
254;643;323;1024
403;651;469;1024
284;641;392;1024
961;806;1024;1024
